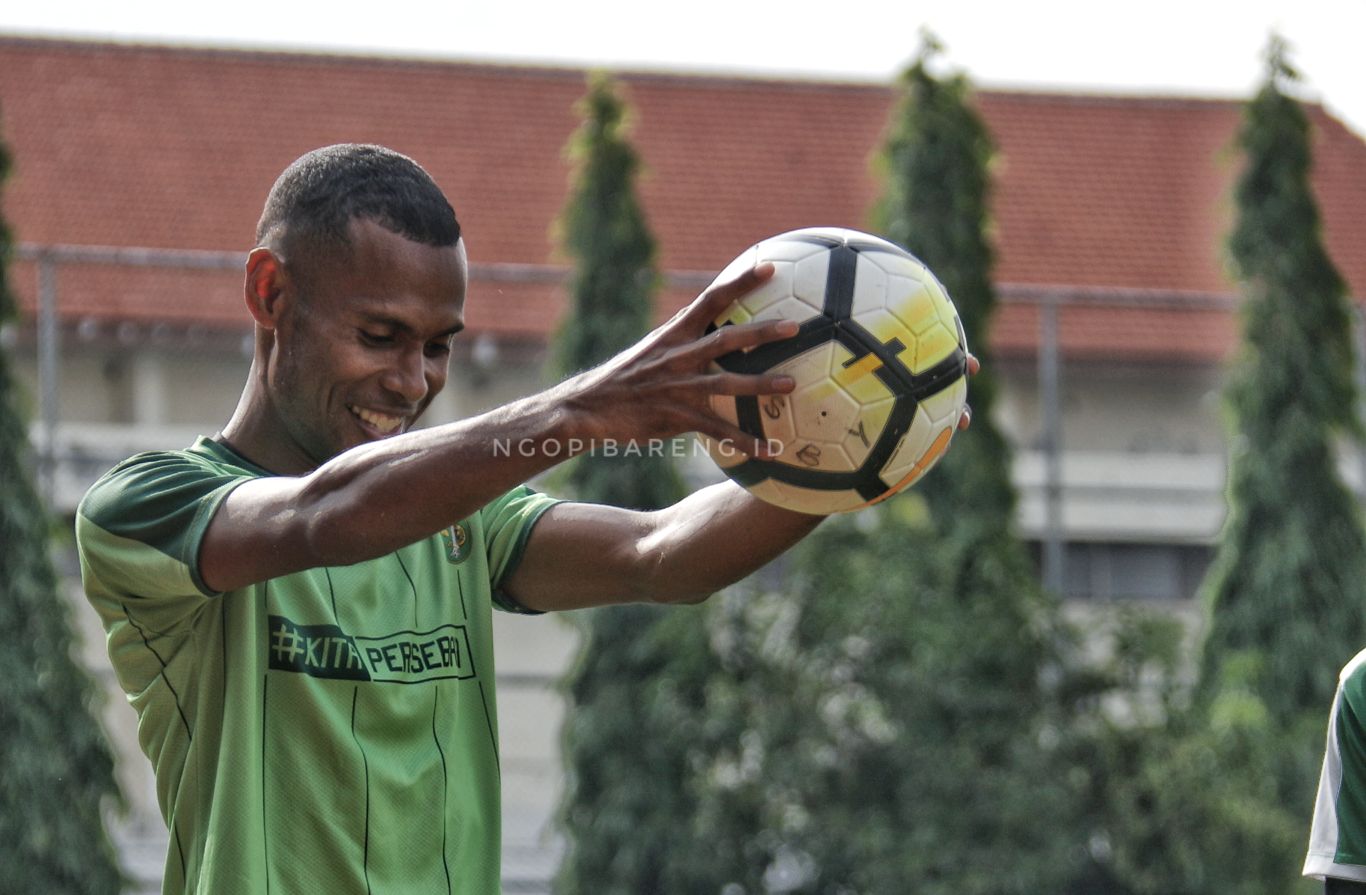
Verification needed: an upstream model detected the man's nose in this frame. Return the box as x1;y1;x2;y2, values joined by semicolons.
381;348;428;404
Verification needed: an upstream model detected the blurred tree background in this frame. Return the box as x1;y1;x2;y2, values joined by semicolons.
552;73;714;895
646;38;1140;893
1059;38;1366;895
1199;36;1366;735
1155;36;1366;894
547;71;685;513
0;28;1354;895
554;35;1363;895
0;110;125;892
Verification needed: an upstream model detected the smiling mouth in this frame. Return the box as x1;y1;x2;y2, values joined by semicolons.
349;405;404;435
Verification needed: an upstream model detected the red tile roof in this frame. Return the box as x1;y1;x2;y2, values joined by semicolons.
3;36;1365;362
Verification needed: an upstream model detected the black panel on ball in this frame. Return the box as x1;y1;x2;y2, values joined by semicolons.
706;229;966;509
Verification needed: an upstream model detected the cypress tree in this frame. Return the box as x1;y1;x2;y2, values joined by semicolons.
878;32;1016;532
552;74;701;894
812;38;1086;891
0;108;125;892
1177;35;1366;893
550;71;684;510
1199;35;1366;721
681;40;1102;893
1073;39;1360;895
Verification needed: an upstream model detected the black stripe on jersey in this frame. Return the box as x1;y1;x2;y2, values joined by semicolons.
261;673;271;895
394;549;420;629
121;603;194;741
431;688;454;895
324;567;340;623
261;580;272;894
169;817;188;891
213;596;227;892
477;680;500;772
351;688;374;895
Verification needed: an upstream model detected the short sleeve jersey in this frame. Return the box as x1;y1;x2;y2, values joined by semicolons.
1306;648;1366;882
75;437;558;894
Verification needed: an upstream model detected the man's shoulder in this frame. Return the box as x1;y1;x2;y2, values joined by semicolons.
1342;650;1366;706
475;483;557;518
78;437;260;531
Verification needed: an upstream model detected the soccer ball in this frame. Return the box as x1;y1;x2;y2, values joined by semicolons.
701;227;969;515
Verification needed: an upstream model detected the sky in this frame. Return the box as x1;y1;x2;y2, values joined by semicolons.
1;0;1362;137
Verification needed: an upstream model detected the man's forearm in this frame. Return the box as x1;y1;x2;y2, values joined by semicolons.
298;388;590;564
636;482;824;602
504;480;824;612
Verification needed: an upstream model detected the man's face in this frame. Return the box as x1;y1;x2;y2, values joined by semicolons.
268;218;468;469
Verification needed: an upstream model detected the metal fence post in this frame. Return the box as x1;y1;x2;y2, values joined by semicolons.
36;251;59;508
1354;301;1366;498
1040;292;1065;594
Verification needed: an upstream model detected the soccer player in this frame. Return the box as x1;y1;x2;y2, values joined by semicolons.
1307;649;1366;894
76;143;972;893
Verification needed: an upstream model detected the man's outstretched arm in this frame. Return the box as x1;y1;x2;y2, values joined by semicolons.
198;263;796;593
504;358;975;612
502;481;825;612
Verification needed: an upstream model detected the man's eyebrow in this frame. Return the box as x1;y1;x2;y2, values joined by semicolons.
359;313;465;337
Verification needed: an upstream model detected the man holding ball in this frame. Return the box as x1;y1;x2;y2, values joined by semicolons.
76;144;971;892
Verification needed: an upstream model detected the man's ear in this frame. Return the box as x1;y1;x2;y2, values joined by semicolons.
244;247;291;329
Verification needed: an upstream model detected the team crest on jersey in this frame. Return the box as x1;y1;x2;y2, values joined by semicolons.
440;522;470;564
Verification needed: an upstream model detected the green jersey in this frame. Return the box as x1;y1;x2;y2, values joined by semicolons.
76;437;558;894
1306;648;1366;882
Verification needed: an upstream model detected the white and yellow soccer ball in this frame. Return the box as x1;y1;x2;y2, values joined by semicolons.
701;227;969;515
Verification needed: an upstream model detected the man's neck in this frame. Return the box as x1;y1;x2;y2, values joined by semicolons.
218;378;318;477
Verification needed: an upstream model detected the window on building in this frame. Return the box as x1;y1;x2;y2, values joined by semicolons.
1029;541;1213;602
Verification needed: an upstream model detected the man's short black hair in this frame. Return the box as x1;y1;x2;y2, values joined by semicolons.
255;144;461;258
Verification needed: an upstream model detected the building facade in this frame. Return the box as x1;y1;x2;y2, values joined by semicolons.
4;35;1366;892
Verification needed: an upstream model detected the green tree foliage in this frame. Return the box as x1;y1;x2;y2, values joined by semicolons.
693;505;1092;894
552;74;698;894
862;39;1094;890
0;110;124;892
550;72;683;510
1048;601;1319;895
876;32;1015;531
1200;35;1366;719
665;40;1117;894
1181;35;1366;893
1075;38;1359;895
971;38;1359;895
1092;659;1316;895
